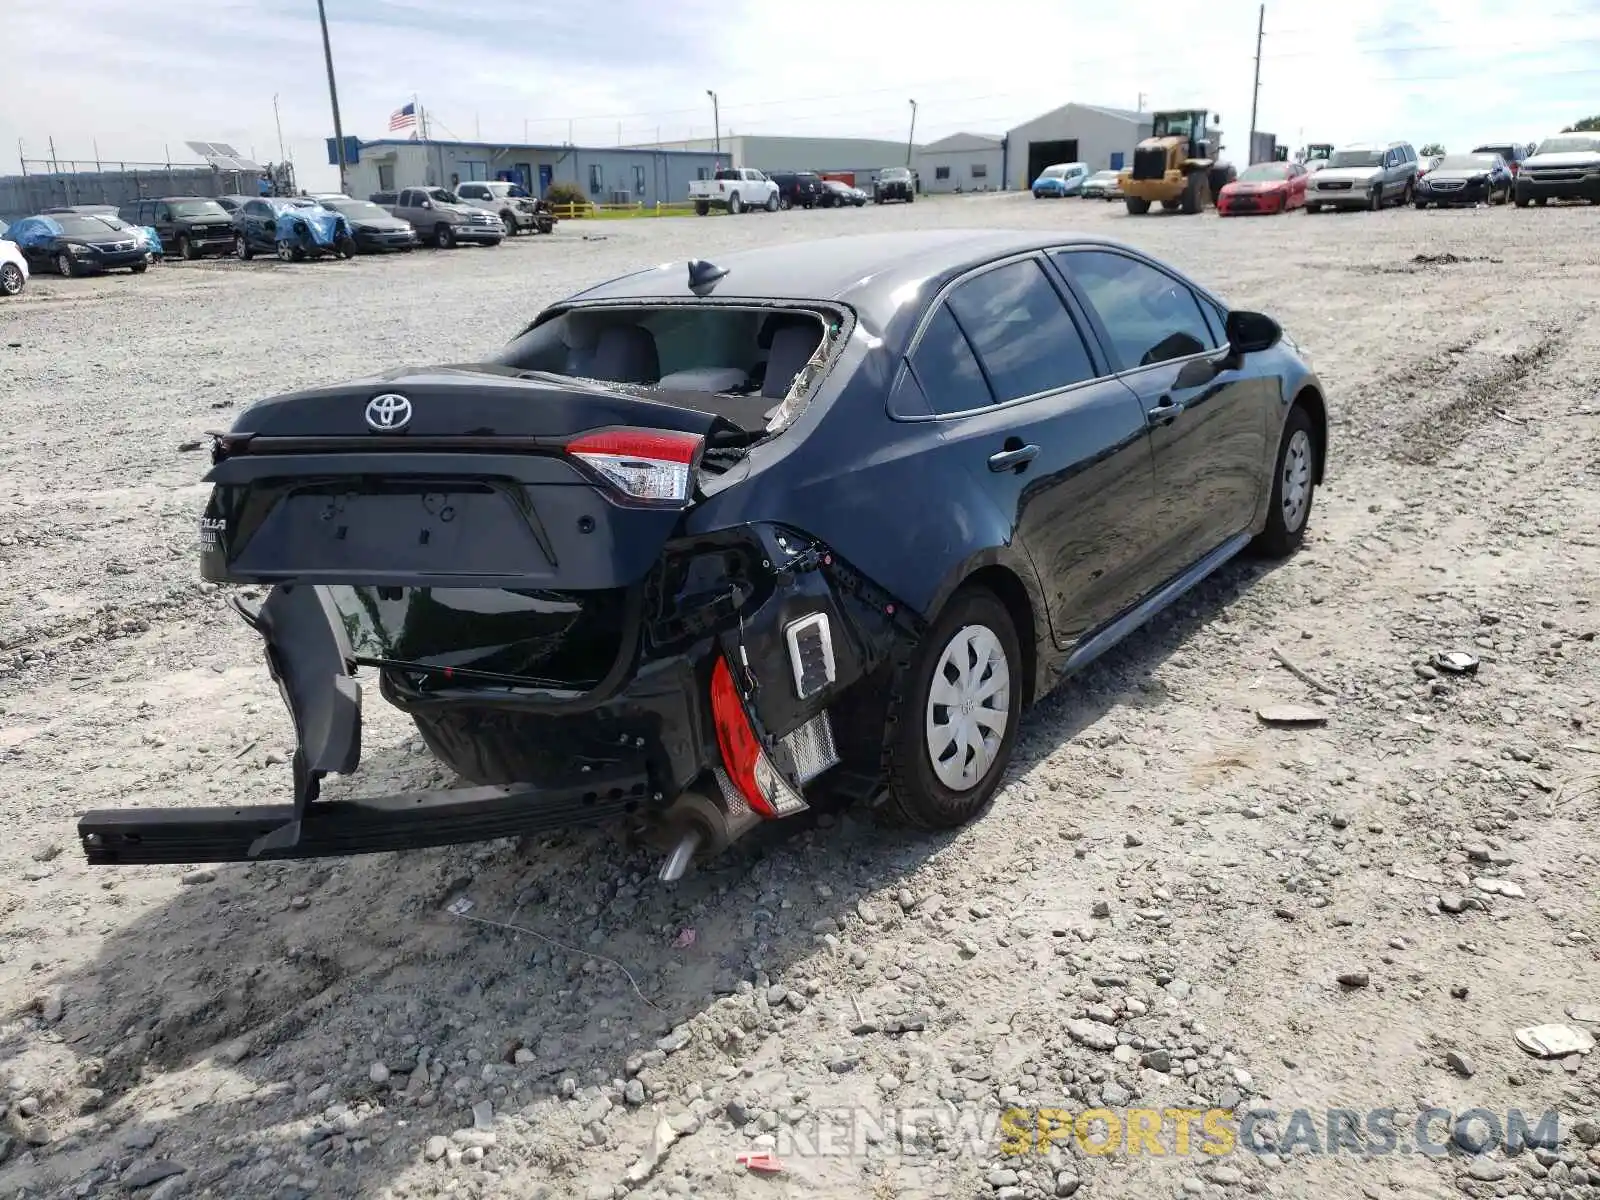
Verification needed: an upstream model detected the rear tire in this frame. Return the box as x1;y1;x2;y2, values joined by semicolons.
728;192;743;214
880;586;1023;831
0;263;22;296
1253;404;1319;559
695;201;709;216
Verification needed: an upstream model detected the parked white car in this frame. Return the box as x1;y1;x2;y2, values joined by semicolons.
1;236;29;297
689;168;780;215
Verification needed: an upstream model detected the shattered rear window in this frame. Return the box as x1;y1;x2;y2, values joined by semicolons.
494;304;844;436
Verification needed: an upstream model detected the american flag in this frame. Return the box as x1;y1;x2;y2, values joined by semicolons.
389;102;417;132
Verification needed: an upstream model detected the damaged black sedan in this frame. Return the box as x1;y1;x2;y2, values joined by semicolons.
79;229;1328;879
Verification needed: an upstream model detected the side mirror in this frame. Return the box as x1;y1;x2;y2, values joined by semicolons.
1226;310;1282;355
420;200;433;209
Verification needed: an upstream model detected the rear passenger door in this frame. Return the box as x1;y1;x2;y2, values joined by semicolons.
1051;247;1272;589
893;254;1158;646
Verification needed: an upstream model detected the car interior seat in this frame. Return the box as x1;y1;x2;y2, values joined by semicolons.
588;324;660;384
758;316;823;400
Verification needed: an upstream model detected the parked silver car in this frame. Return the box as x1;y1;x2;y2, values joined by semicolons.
1305;141;1419;212
1080;169;1125;200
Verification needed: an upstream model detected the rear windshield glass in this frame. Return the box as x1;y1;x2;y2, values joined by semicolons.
495;304;842;434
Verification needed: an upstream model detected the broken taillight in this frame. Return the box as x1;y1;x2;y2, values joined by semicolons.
566;428;703;504
708;655;808;819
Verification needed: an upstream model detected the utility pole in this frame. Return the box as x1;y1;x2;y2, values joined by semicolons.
906;99;917;165
316;0;348;193
707;90;720;154
1247;2;1264;165
273;93;287;165
1137;92;1147;113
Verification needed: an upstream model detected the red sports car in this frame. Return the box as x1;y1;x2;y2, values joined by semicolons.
1217;161;1309;216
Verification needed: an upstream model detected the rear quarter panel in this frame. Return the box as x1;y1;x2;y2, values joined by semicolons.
686;312;1048;633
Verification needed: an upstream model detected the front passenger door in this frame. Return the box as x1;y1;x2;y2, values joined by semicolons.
1052;248;1272;588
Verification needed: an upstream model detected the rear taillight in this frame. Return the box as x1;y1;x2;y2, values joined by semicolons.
566;428;703;503
708;656;808;819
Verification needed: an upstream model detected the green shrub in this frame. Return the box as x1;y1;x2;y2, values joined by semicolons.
545;182;588;212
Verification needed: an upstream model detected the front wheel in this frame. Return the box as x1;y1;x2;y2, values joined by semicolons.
728;192;743;214
0;262;22;296
880;587;1023;831
235;233;253;260
1368;186;1382;211
765;193;778;212
178;235;199;261
1253;405;1319;559
434;223;455;249
276;240;296;262
501;212;517;236
131;261;148;274
1124;195;1151;214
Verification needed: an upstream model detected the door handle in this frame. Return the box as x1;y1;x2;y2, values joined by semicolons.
1147;395;1185;427
988;444;1040;472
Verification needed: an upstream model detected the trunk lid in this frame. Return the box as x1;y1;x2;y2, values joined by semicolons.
202;367;751;593
202;368;763;694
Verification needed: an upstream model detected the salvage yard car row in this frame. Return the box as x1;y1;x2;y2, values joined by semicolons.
0;185;561;291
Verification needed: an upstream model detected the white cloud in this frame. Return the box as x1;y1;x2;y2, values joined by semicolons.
3;0;1598;191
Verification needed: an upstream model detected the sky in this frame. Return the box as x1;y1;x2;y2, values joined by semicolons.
4;0;1600;191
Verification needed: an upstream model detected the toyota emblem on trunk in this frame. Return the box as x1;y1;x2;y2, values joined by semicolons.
366;393;412;432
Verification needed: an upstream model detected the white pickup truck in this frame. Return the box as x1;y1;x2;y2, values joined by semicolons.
689;168;780;215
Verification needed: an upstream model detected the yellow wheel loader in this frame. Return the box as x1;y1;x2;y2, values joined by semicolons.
1117;110;1237;215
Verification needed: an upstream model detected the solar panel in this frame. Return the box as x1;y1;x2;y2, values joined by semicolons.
185;139;263;172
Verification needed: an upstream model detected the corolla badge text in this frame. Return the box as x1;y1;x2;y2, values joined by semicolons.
366;393;413;432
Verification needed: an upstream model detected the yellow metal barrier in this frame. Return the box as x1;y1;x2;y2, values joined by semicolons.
548;201;707;221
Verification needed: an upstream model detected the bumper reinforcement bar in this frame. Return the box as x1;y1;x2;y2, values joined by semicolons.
78;776;653;865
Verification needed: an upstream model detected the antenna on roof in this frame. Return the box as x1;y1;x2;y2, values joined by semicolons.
687;259;728;297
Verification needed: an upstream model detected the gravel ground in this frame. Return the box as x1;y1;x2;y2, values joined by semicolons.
2;193;1599;1200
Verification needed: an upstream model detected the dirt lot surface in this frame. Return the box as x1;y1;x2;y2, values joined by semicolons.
2;193;1599;1200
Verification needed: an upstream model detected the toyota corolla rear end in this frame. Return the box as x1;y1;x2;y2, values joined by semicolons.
78;295;910;878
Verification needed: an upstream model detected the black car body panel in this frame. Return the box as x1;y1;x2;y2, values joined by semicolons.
11;213;150;275
318;199;418;252
769;171;826;209
1416;155;1511;206
874;170;916;202
119;196;236;259
78;229;1326;867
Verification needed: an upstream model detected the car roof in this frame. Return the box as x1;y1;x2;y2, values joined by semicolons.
563;229;1185;310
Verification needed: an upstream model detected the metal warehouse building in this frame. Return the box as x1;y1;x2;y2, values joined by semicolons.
1003;103;1153;191
913;133;1005;194
333;137;723;206
630;135;914;189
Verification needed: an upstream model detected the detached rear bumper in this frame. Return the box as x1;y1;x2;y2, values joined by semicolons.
79;777;649;865
78;524;916;865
